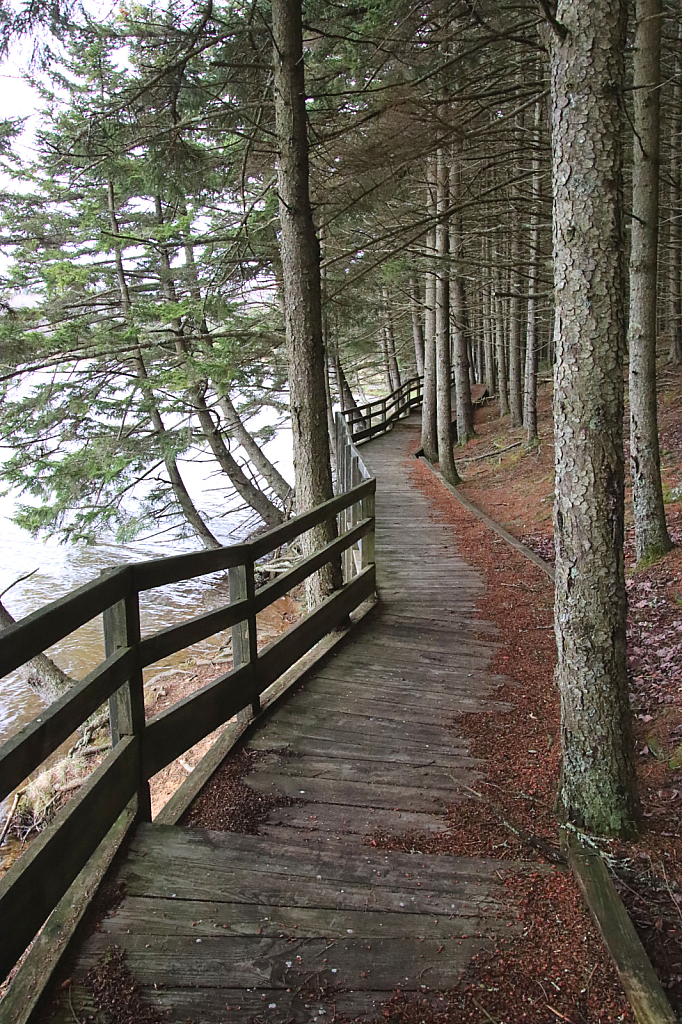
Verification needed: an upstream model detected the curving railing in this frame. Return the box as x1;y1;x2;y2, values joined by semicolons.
341;375;424;443
0;430;375;984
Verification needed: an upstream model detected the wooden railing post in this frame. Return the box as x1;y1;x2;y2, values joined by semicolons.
102;570;151;821
361;487;375;570
229;561;259;719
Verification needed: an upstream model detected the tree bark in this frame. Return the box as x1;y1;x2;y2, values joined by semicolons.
670;19;682;366
482;236;496;395
435;148;459;484
0;598;74;703
494;265;510;417
272;0;340;606
409;274;425;376
629;0;672;565
550;0;640;836
382;285;402;392
449;140;475;443
421;157;439;461
524;99;542;442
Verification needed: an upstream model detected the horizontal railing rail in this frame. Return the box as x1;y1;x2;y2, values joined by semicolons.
341;370;458;443
0;442;376;984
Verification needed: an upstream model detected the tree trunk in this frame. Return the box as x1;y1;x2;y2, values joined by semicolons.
482;237;496;395
435;148;459;484
494;266;510;417
382;285;402;392
107;183;220;550
272;0;340;606
550;0;639;836
670;19;682;365
629;0;672;565
0;599;74;703
409;274;425;376
524;100;542;442
449;140;475;443
508;196;524;426
421;157;439;461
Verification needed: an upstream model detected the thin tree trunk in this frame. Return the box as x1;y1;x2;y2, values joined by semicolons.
272;0;340;606
508;201;524;426
421;157;439;461
449;140;475;443
482;237;496;395
107;183;220;550
435;148;459;483
524;99;542;442
550;0;639;836
629;0;672;564
409;274;425;376
494;266;510;417
382;286;402;392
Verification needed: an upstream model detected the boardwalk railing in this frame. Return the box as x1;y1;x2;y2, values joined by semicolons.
0;442;375;983
341;375;423;443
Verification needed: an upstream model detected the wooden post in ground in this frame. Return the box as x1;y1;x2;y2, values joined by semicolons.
229;562;259;719
102;569;151;821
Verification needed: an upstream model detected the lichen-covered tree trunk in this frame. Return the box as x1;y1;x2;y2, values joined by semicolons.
272;0;340;606
550;0;640;836
628;0;672;565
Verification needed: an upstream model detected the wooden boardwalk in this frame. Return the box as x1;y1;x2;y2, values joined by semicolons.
45;420;521;1024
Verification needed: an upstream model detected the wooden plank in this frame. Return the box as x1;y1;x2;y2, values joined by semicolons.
0;800;137;1024
142;662;258;778
248;752;473;789
69;932;488;993
99;897;465;939
126;825;504;888
0;736;139;982
567;836;676;1024
0;646;136;803
132;543;248;592
262;804;452;836
0;566;128;679
246;773;461;812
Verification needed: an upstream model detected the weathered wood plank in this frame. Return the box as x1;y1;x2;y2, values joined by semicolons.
568;836;676;1024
